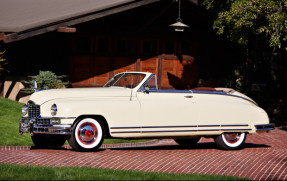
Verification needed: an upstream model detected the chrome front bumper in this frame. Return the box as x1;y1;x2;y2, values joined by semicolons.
255;124;275;132
19;117;72;135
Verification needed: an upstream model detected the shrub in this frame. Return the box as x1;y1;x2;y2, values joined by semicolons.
22;71;69;93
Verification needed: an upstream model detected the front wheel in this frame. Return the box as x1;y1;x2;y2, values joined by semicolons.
215;132;246;150
68;118;104;152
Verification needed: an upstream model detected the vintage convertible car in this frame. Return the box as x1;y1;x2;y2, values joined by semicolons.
19;72;274;151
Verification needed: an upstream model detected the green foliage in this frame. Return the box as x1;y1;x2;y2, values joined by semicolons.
22;71;69;93
233;69;244;92
200;1;287;126
0;164;248;180
0;47;7;77
200;0;287;50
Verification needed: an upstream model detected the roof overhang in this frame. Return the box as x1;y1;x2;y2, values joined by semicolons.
0;0;160;43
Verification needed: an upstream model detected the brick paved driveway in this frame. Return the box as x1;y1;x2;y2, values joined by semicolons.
1;129;286;180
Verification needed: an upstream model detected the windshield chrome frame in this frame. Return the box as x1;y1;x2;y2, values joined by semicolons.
104;73;125;87
104;72;147;88
138;73;158;92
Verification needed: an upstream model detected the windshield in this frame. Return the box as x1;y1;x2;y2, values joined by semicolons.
104;73;146;88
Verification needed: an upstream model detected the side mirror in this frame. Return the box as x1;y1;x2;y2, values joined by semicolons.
144;85;150;94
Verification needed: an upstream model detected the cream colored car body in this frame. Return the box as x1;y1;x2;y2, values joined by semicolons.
20;72;272;140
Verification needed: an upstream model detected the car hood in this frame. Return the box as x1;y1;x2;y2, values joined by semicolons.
29;87;132;105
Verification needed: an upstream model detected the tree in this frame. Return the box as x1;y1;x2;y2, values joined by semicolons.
0;46;7;96
200;0;287;51
200;0;287;126
0;47;7;77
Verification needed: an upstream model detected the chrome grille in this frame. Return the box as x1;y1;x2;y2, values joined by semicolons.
28;104;40;117
36;118;51;125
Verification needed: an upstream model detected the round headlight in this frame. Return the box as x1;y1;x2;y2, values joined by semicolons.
51;104;57;116
22;104;28;116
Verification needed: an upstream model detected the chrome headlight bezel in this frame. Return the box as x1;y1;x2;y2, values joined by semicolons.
22;104;28;116
51;104;57;116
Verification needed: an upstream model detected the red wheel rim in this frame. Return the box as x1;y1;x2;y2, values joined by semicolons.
77;122;98;145
224;133;241;144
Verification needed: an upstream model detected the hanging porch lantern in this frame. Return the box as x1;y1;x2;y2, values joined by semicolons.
170;0;189;32
170;20;189;32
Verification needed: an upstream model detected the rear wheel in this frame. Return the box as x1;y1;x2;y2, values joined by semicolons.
31;134;66;149
68;118;104;152
174;137;201;147
215;132;246;150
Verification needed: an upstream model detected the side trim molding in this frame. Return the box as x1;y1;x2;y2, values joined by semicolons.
110;124;250;129
110;124;252;134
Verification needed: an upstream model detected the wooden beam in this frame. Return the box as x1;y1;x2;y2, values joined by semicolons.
3;0;160;43
0;33;4;41
57;27;76;33
3;33;19;43
62;0;161;29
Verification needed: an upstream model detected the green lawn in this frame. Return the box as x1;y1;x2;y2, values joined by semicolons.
0;164;248;180
0;97;31;146
0;97;149;146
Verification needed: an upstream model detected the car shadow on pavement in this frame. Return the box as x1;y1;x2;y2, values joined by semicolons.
108;142;271;151
29;142;271;152
30;146;106;152
244;142;271;148
30;146;71;151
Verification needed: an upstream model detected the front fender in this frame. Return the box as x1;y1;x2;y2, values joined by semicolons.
40;97;141;128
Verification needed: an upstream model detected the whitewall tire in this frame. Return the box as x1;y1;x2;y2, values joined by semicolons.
215;132;246;150
68;118;104;152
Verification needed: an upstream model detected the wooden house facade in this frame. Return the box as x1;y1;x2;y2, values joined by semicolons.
63;0;204;89
1;0;237;97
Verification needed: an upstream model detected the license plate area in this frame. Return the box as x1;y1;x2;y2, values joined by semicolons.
19;120;30;133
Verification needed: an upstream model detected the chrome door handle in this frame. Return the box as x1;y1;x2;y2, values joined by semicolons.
184;95;193;98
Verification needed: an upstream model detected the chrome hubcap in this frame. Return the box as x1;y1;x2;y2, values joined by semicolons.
78;124;97;143
224;133;240;143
